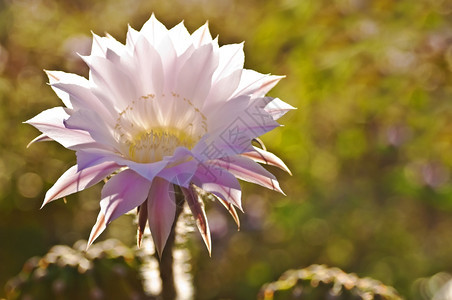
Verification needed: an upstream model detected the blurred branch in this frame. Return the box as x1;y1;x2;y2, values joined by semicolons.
5;239;154;300
259;264;402;300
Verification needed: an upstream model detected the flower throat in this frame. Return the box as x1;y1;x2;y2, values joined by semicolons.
127;128;194;163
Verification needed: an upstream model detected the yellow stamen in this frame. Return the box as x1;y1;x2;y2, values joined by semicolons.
126;127;195;163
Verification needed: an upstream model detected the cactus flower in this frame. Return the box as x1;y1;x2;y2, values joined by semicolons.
26;15;293;256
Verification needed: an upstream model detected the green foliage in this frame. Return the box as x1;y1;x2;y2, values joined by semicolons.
0;0;451;299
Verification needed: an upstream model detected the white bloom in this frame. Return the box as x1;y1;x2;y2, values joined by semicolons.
26;14;293;256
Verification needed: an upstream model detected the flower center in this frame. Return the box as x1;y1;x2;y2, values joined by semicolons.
127;128;194;163
113;93;207;163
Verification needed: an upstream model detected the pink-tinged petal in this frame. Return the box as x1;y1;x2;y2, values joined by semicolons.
176;43;218;104
264;98;296;121
211;155;285;194
45;70;97;100
193;164;242;210
182;185;211;255
154;147;197;187
75;148;169;182
193;95;252;158
90;32;107;57
191;22;212;48
104;45;121;63
45;71;74;108
137;200;148;248
147;177;176;257
168;21;192;55
26;134;52;148
46;71;116;121
91;32;125;58
196;96;280;159
192;136;251;163
64;109;117;148
207;96;279;136
133;36;164;96
126;24;140;49
241;146;292;175
202;43;244;107
157;34;179;92
76;148;121;170
42;161;120;207
234;69;284;98
204;69;242;109
87;169;152;247
81;55;138;111
25;107;95;149
157;160;198;188
213;43;244;82
45;70;77;85
52;82;116;124
212;193;240;230
91;32;123;58
140;14;168;45
126;160;169;182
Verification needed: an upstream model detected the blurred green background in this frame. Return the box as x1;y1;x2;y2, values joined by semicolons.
1;0;452;299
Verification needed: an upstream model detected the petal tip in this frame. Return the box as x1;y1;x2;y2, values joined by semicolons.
41;192;55;209
87;213;107;249
39;201;47;210
26;134;51;148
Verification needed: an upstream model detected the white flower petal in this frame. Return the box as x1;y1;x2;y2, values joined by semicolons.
191;22;212;48
158;34;179;92
140;13;168;46
204;69;242;109
81;55;138;111
169;21;192;55
214;43;245;81
133;36;164;96
194;96;280;159
25;107;95;149
264;97;296;120
176;43;218;104
234;69;284;98
46;70;116;120
91;32;126;58
126;24;140;50
65;109;117;148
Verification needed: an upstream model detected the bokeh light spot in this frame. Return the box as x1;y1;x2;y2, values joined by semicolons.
17;172;43;199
